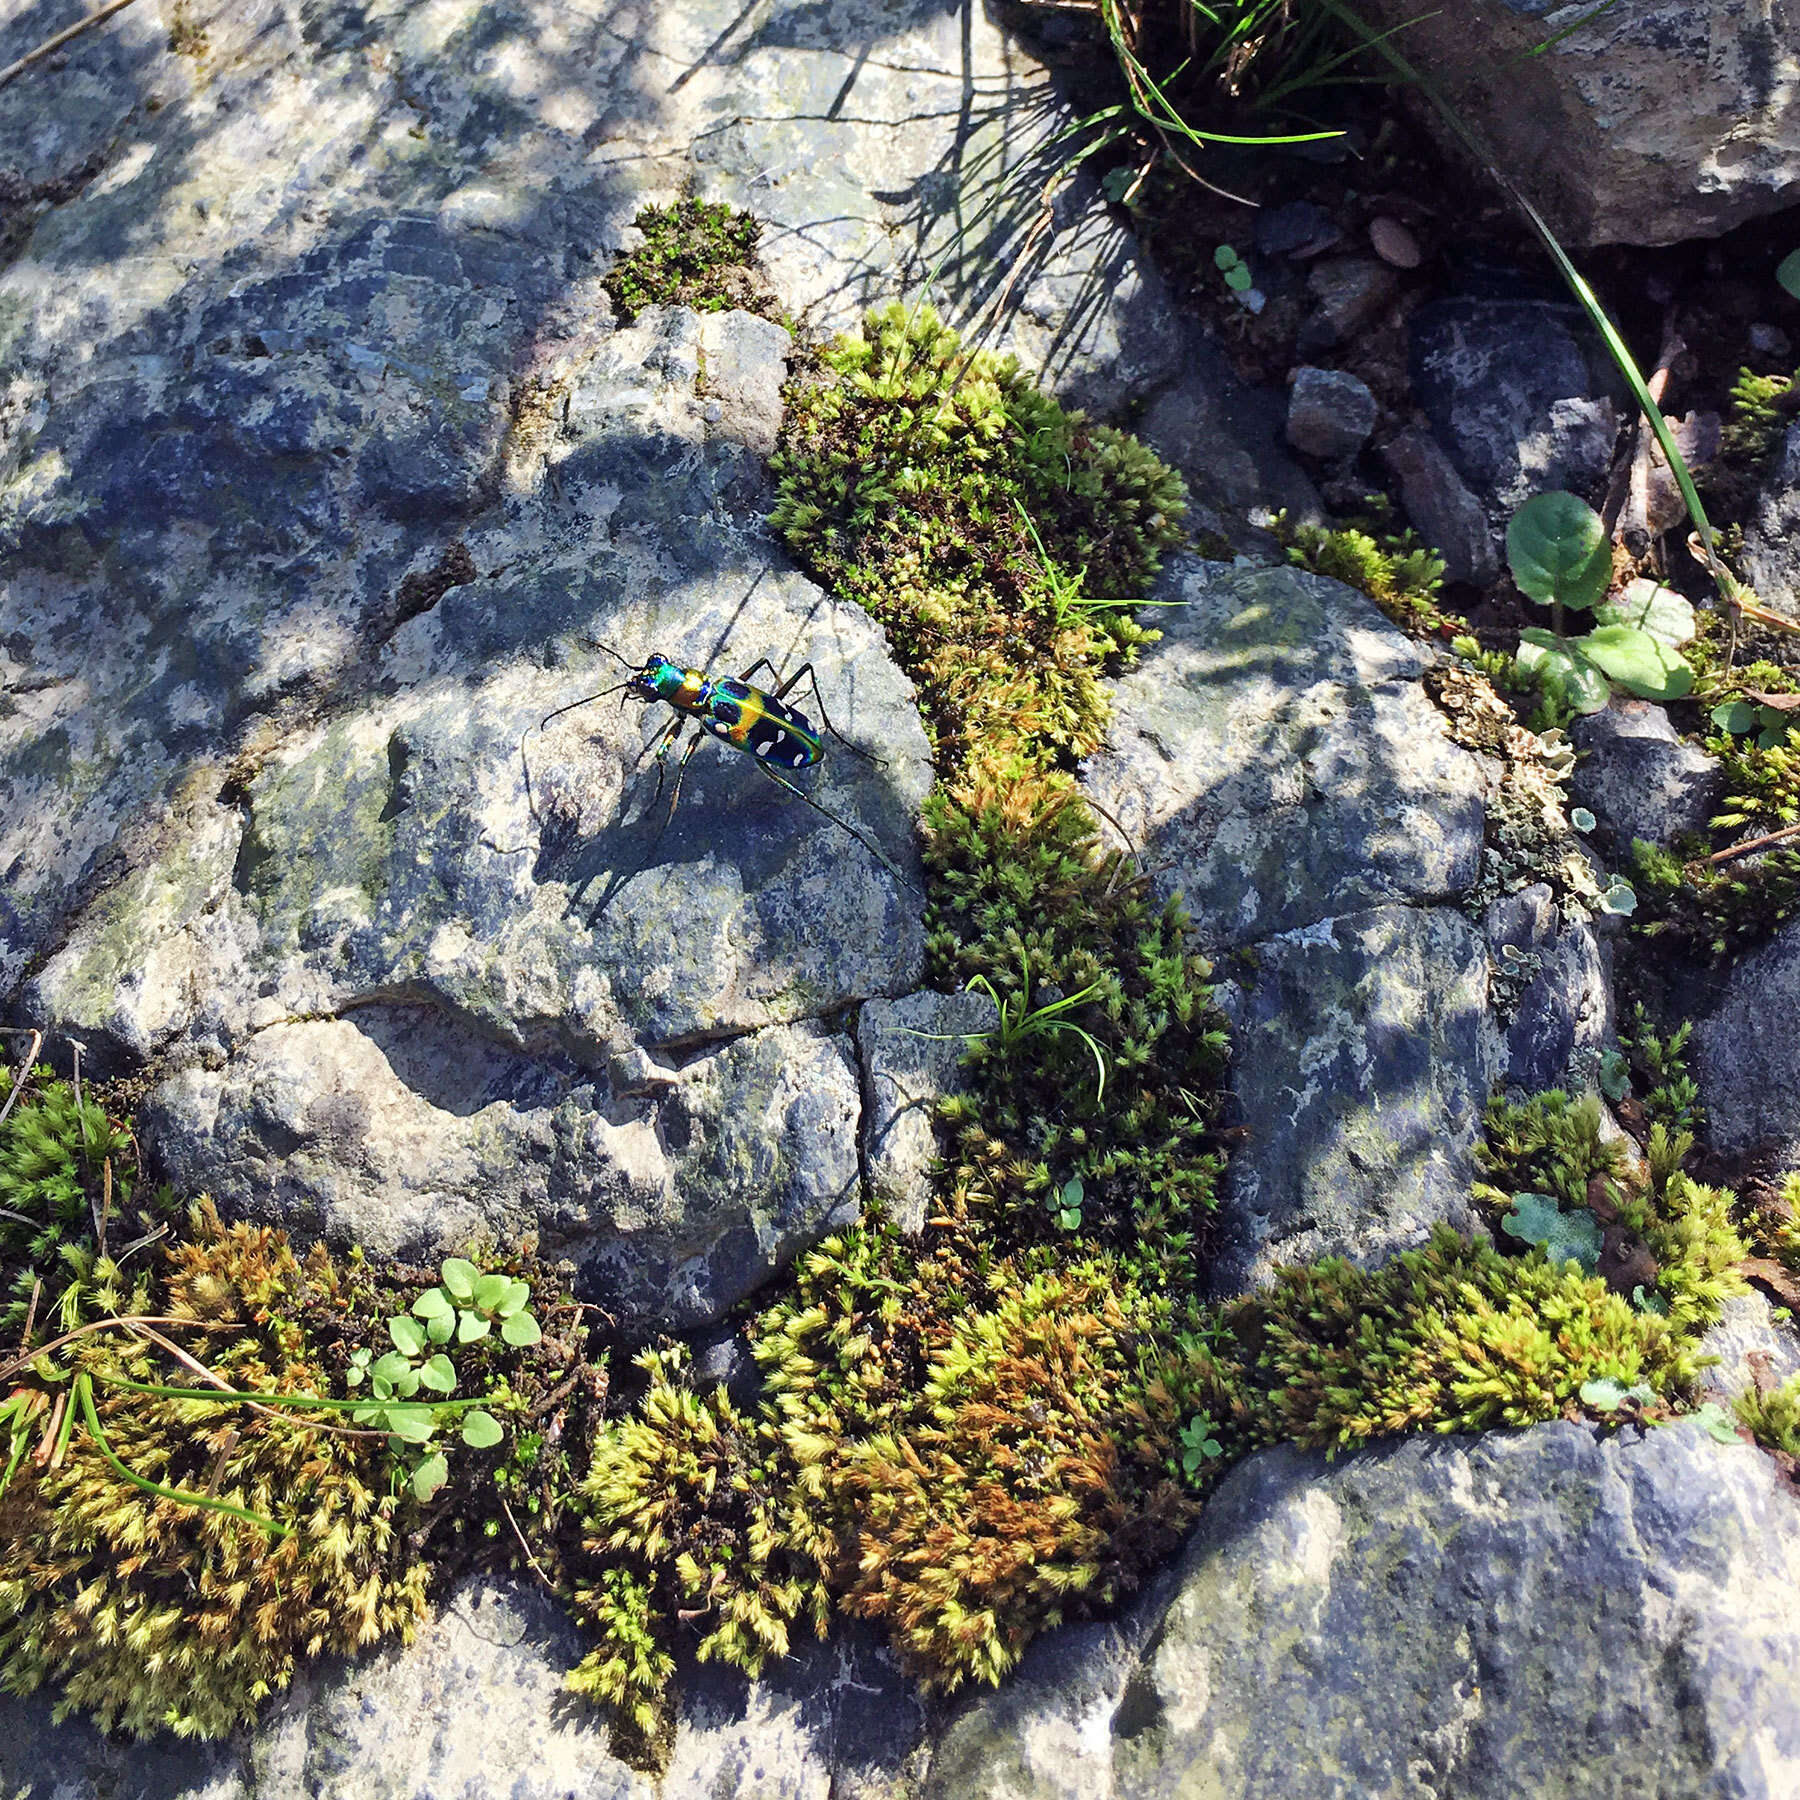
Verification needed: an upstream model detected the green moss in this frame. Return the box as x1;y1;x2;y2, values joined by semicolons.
1279;513;1450;637
1721;367;1794;466
1735;1374;1800;1459
603;197;775;327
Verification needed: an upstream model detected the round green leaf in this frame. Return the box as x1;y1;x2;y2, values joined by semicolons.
351;1402;383;1425
473;1273;510;1314
1506;492;1611;612
1777;248;1800;301
389;1315;427;1358
1223;262;1253;291
1213;244;1241;271
1570;806;1596;834
412;1287;454;1320
440;1257;479;1303
1573;623;1694;700
426;1311;455;1345
372;1349;413;1385
370;1374;394;1401
410;1450;450;1502
1712;699;1760;734
419;1354;456;1394
1515;630;1610;713
494;1278;531;1320
1594;578;1695;649
461;1409;504;1449
393;1365;422;1398
457;1309;491;1344
501;1311;542;1348
1580;1376;1629;1412
1599;878;1638;917
384;1404;437;1444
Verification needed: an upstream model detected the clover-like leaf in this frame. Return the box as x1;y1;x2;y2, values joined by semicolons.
501;1311;542;1348
383;1403;437;1445
1507;491;1611;613
426;1310;455;1345
412;1287;454;1321
410;1450;450;1502
419;1354;456;1394
1501;1191;1603;1272
461;1409;504;1449
1223;262;1253;292
1693;1401;1741;1445
1712;699;1761;735
457;1309;491;1345
1776;248;1800;301
372;1350;413;1385
389;1314;427;1358
473;1273;511;1315
440;1257;479;1303
494;1278;531;1320
1214;244;1242;271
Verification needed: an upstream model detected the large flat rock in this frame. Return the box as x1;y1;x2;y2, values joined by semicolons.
929;1420;1800;1799
1082;559;1486;951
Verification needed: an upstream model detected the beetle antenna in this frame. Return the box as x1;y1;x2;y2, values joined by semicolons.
583;638;638;672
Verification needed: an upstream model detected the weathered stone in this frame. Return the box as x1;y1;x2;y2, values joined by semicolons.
1284;366;1377;462
1482;880;1557;956
1253;201;1340;261
1296;256;1398;356
1739;424;1800;618
1697;1291;1800;1411
1082;559;1485;950
1352;0;1800;248
1570;697;1723;849
857;990;996;1234
1209;905;1497;1295
1409;291;1619;515
142;1008;863;1334
1693;920;1800;1169
1504;921;1611;1092
1380;424;1501;586
933;1420;1800;1800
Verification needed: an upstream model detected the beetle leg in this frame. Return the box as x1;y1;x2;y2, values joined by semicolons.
772;661;882;766
755;761;915;890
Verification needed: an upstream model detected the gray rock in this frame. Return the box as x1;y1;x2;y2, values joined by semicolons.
1253;201;1341;261
1296;257;1399;356
1409;292;1619;515
1082;559;1485;950
933;1420;1800;1800
1697;1291;1800;1411
1694;920;1800;1169
1380;424;1501;585
1739;424;1800;618
1349;0;1800;248
1134;348;1323;546
1570;697;1723;849
142;1008;863;1334
1504;921;1611;1091
1210;905;1497;1295
1482;880;1557;955
857;989;996;1234
1284;366;1377;462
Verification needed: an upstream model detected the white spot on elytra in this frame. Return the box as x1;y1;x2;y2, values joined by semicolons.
756;739;774;757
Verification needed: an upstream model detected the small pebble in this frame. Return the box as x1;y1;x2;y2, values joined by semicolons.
1286;365;1379;461
1254;201;1342;261
1369;217;1422;269
1749;322;1792;360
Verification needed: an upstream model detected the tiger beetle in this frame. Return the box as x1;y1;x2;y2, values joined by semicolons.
519;643;912;887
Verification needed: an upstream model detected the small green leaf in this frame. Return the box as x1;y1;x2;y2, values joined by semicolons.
384;1404;437;1445
1213;244;1241;271
1223;262;1253;292
1572;623;1694;701
1694;1401;1740;1445
410;1451;449;1502
1631;1284;1669;1316
1712;699;1760;735
412;1287;454;1321
473;1273;510;1314
370;1374;394;1402
426;1311;455;1345
494;1279;531;1320
1599;878;1638;917
393;1365;422;1399
1776;248;1800;300
501;1311;542;1348
461;1409;504;1449
1598;1047;1629;1101
1507;492;1611;612
1516;630;1610;713
457;1309;491;1345
440;1257;479;1303
1100;165;1136;203
419;1354;456;1394
1060;1175;1085;1209
1580;1377;1630;1412
372;1350;413;1385
351;1403;383;1425
344;1365;365;1389
389;1315;427;1358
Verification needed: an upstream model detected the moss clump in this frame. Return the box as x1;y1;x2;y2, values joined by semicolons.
0;1064;171;1338
603;197;774;326
1721;367;1794;466
0;1204;428;1739
1281;516;1450;636
1736;1374;1800;1460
